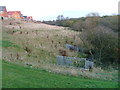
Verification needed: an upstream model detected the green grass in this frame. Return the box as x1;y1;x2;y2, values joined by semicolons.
2;61;118;88
0;40;20;48
0;60;2;89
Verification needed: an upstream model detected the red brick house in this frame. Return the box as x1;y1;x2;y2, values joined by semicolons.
27;16;33;21
8;11;22;19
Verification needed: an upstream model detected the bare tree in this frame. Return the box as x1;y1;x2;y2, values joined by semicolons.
85;12;100;29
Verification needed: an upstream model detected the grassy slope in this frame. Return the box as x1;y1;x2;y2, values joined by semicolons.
0;60;2;89
2;21;81;66
2;61;118;88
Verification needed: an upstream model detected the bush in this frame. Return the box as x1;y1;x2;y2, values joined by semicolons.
80;25;118;68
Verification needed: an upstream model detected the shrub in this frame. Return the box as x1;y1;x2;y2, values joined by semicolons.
80;25;118;68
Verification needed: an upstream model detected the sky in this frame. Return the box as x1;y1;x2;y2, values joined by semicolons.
1;0;119;21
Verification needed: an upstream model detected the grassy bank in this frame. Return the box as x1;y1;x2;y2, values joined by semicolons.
2;61;118;88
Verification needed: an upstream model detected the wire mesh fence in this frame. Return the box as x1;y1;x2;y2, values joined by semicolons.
56;56;94;69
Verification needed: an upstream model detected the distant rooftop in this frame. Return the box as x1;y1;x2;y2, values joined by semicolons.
0;6;7;11
8;11;21;15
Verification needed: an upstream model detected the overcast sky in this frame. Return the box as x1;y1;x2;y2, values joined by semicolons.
1;0;119;21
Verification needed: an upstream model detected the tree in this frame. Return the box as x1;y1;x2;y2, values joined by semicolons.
63;20;74;27
79;13;118;68
56;15;64;21
85;12;100;29
80;25;118;67
99;16;118;32
56;15;65;26
73;19;86;31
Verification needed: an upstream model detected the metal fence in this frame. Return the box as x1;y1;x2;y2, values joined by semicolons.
56;56;94;69
65;44;84;53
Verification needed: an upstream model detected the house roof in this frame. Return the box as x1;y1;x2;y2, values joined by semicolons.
27;16;33;19
8;11;21;15
0;6;7;12
23;16;27;18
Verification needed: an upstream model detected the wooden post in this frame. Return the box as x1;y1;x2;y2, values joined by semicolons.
16;53;19;60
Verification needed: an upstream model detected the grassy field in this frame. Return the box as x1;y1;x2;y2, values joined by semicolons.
2;20;119;88
2;20;81;65
0;60;2;89
2;61;118;88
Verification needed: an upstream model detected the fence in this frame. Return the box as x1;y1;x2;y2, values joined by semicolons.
65;44;84;53
56;56;94;69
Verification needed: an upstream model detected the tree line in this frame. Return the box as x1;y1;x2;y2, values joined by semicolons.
42;12;119;69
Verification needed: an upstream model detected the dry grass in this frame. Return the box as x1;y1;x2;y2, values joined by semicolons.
2;19;81;66
2;19;118;81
